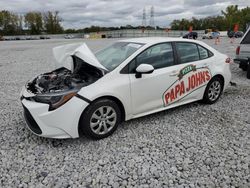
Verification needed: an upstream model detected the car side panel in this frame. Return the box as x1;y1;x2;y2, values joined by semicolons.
77;72;133;120
237;44;250;60
131;55;231;119
129;66;180;115
78;41;231;123
236;27;250;60
208;54;231;90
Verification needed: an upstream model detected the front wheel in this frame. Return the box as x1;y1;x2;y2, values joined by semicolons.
202;77;223;104
79;99;121;139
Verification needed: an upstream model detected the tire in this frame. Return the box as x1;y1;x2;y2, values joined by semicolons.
202;77;223;104
239;62;248;71
79;99;121;139
247;64;250;79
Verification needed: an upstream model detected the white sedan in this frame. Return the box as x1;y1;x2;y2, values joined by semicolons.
20;37;231;139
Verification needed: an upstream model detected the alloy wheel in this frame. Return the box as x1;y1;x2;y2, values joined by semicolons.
90;106;117;135
208;80;221;101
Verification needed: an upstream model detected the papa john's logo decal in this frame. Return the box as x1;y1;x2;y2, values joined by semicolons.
163;64;211;106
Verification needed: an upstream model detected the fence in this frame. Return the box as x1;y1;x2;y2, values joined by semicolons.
89;29;205;38
2;33;84;40
2;29;208;40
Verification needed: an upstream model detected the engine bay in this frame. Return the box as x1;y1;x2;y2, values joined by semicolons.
27;55;105;94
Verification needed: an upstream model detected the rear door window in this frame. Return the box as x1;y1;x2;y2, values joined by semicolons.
176;42;199;64
198;45;209;59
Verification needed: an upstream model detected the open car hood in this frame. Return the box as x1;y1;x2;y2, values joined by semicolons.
53;43;108;71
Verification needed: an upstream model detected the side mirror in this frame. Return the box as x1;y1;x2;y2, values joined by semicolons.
135;64;154;78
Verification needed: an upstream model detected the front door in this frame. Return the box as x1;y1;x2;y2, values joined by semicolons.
129;42;177;115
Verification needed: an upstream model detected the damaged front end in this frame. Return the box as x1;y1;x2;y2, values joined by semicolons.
23;43;107;111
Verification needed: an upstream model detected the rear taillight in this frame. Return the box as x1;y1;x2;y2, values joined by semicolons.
225;57;232;64
236;46;240;55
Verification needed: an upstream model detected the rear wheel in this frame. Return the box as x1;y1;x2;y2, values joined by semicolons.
202;77;223;104
239;62;248;71
247;63;250;79
79;99;121;139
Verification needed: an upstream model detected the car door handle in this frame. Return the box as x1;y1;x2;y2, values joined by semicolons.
170;70;178;76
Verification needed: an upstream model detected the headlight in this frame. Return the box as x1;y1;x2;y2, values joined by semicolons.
32;90;78;111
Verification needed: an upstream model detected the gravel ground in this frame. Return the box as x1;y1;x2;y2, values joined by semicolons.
0;37;249;188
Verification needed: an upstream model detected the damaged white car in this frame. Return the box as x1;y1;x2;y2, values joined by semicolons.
20;38;232;139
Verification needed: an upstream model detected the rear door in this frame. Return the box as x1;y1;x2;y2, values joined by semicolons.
163;42;213;105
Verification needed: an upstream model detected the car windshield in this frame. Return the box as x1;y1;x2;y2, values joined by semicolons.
95;42;144;71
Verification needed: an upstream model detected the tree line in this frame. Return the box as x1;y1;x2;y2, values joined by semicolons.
0;10;63;35
64;25;158;34
170;5;250;32
0;5;250;36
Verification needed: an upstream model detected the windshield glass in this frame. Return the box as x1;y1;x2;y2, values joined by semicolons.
95;42;144;71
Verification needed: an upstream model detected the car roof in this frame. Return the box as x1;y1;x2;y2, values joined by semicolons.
119;37;203;46
118;37;217;54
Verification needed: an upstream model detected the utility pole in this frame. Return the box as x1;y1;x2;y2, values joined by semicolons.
142;7;146;27
149;6;155;28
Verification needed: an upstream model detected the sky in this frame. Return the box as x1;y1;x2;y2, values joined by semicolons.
0;0;248;29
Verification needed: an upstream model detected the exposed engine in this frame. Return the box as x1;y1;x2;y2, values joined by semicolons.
27;56;105;94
